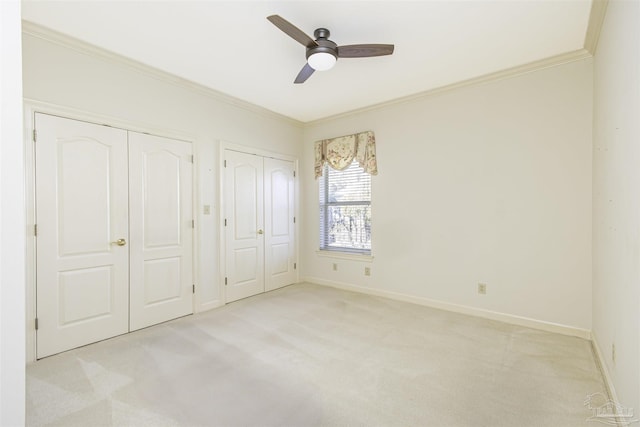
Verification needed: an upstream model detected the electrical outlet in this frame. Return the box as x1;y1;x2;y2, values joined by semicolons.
364;267;371;276
332;263;338;271
612;343;616;364
478;283;487;295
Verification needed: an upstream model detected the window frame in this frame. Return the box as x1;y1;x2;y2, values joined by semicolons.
318;161;372;256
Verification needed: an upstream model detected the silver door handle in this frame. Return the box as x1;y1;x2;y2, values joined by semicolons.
111;238;126;246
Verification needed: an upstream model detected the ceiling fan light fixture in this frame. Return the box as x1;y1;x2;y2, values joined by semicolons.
267;15;394;83
308;52;336;71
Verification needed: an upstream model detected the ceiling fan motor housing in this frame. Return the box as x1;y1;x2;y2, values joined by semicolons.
306;28;338;60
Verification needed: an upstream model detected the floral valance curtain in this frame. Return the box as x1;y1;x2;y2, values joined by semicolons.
314;130;378;179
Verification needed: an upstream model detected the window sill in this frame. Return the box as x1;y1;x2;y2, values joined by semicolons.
316;250;374;262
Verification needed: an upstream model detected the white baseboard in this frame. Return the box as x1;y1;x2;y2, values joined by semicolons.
303;276;592;339
196;299;224;313
590;333;632;426
591;332;619;401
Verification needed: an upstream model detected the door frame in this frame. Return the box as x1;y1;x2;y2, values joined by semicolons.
24;100;197;362
218;141;299;304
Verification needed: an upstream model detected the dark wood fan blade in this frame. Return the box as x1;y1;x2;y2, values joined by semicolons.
294;63;315;84
267;15;318;48
337;44;394;58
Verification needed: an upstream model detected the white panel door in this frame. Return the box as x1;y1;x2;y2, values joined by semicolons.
264;158;296;291
128;132;194;331
224;150;265;302
35;113;129;358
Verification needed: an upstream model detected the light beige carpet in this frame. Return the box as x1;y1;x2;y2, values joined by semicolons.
27;283;606;426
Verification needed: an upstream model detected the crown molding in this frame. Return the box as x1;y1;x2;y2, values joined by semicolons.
23;2;605;129
306;49;592;127
584;0;609;55
21;21;304;128
307;0;606;126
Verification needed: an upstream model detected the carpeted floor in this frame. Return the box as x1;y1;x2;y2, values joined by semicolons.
27;283;606;426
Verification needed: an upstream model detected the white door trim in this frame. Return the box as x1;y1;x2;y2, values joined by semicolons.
218;140;299;305
24;100;197;363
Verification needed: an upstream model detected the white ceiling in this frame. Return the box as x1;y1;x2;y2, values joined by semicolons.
21;0;593;123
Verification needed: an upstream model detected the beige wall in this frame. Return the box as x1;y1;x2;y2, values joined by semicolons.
1;2;26;425
19;3;640;416
21;28;303;356
593;0;640;414
302;58;594;333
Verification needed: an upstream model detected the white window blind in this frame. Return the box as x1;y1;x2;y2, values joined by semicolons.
319;160;371;254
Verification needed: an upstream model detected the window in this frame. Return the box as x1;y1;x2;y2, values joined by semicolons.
319;160;371;254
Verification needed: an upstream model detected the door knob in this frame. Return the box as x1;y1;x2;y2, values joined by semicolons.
111;238;127;246
257;230;264;235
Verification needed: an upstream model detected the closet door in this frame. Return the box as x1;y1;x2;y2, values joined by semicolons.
35;113;129;358
224;150;265;302
264;158;296;291
128;132;194;331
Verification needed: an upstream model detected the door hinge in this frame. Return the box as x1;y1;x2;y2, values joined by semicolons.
35;318;39;330
293;217;296;224
190;155;194;163
192;284;195;294
225;277;228;285
293;170;296;177
294;263;297;270
192;219;195;228
33;129;37;142
34;224;38;237
224;218;227;227
224;160;227;167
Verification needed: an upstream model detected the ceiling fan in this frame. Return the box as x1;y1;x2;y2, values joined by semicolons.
267;15;394;84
